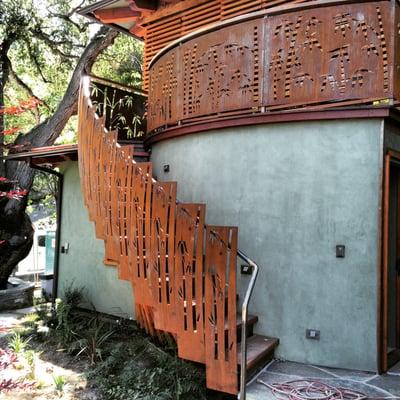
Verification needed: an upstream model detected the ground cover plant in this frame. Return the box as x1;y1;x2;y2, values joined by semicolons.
0;285;209;399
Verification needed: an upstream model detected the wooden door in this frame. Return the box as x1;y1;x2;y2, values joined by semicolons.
382;151;400;371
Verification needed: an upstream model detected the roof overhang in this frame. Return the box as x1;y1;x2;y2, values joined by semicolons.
4;144;78;166
78;0;157;39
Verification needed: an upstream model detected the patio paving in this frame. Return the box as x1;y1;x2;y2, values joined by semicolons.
0;306;37;335
247;360;400;399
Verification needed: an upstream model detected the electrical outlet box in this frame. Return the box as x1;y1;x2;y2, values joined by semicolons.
61;242;70;254
240;264;253;275
336;245;345;258
306;329;320;340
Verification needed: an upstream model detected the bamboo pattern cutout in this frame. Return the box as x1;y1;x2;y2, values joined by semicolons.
78;81;239;395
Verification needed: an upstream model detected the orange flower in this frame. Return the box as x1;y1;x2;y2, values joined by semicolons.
3;127;20;136
0;97;41;115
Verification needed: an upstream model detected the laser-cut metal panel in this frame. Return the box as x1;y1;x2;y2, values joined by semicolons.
146;0;397;132
113;146;135;281
150;181;178;332
204;226;238;395
264;2;394;107
78;82;244;395
180;19;263;121
100;133;119;264
175;203;206;363
142;0;312;88
129;162;155;306
147;48;181;132
394;2;400;101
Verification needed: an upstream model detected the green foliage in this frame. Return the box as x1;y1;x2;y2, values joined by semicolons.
22;312;40;326
62;282;85;306
69;316;114;364
34;302;52;325
89;338;206;400
7;332;32;353
1;0;142;149
29;283;206;399
92;34;143;87
27;170;58;224
24;349;36;380
53;284;86;345
0;0;91;135
53;374;67;394
31;284;86;345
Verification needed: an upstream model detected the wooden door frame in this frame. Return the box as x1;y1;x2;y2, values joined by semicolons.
381;149;400;372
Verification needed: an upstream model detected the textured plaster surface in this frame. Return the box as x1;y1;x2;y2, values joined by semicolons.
151;120;383;371
58;162;134;318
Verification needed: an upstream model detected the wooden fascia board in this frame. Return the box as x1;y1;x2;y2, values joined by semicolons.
142;0;209;25
94;7;141;23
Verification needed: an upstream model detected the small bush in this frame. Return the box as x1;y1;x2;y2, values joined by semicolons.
24;350;36;380
30;283;207;399
89;338;206;400
69;317;114;364
7;332;31;354
53;374;66;395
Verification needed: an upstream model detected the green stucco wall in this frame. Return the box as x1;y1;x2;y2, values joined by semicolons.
58;162;134;318
150;119;384;372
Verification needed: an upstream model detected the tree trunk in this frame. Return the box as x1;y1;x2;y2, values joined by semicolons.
0;39;12;177
0;27;119;288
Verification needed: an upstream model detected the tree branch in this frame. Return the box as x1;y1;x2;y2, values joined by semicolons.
34;29;79;60
6;55;50;110
23;40;50;83
7;26;119;182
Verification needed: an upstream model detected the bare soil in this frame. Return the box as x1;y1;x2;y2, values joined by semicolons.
0;319;103;399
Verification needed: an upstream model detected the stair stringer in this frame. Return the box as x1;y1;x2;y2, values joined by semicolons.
77;84;238;395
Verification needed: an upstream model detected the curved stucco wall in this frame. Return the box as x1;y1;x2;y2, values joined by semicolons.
150;119;383;371
58;162;135;318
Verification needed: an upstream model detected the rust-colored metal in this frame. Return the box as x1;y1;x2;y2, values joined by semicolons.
142;0;313;88
146;0;398;132
78;78;240;394
204;226;238;395
382;152;391;372
151;181;178;333
145;107;393;146
175;203;206;363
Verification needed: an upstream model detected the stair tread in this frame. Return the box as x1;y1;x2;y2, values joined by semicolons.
234;313;258;330
237;334;279;370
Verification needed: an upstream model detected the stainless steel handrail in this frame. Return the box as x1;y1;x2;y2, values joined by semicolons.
83;78;260;398
237;249;259;400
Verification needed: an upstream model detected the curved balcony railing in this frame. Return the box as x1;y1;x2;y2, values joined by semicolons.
78;76;270;397
147;0;399;133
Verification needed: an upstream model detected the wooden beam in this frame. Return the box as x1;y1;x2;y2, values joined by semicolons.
94;7;141;23
129;0;157;11
130;19;147;37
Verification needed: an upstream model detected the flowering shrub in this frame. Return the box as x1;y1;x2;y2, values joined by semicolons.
0;98;38;247
0;97;41;116
3;127;20;136
0;96;41;204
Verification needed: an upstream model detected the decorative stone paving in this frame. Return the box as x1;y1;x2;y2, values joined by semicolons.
247;360;400;399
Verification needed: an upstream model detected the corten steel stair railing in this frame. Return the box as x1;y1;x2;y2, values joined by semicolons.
78;76;266;397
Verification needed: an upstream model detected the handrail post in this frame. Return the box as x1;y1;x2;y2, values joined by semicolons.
237;250;259;400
